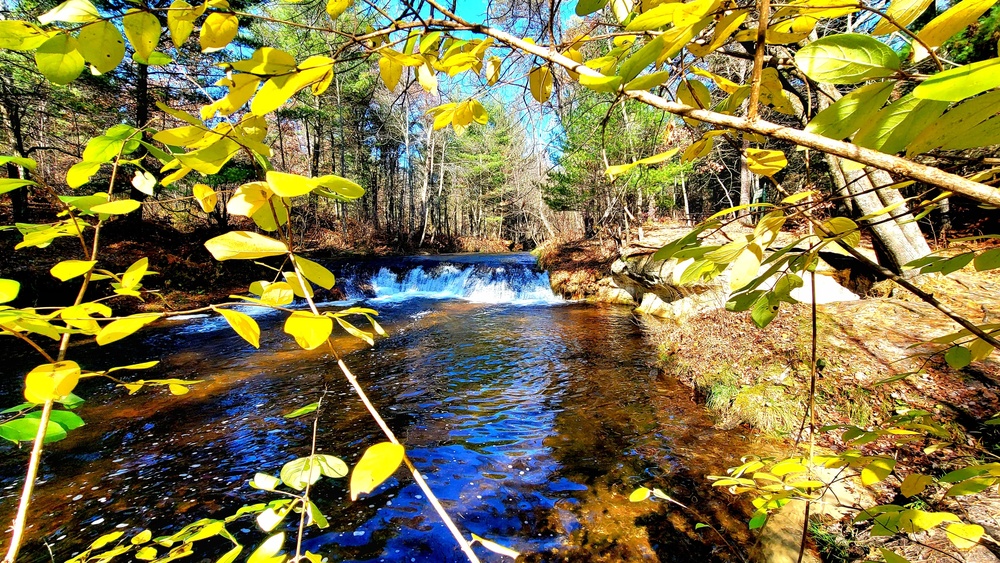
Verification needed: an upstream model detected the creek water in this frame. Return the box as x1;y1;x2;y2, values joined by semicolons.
0;253;756;562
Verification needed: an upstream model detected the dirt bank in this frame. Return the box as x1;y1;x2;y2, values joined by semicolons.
541;225;1000;562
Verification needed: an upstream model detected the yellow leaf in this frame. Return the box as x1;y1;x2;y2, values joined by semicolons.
417;61;437;93
485;56;502;85
326;0;351;19
378;55;402;91
24;361;81;403
175;137;241;174
861;457;895;486
90;198;141;215
282;271;314;299
168;384;189;395
166;0;198;47
50;259;96;282
350;442;405;500
946;523;984;549
453;101;474;127
260;282;295;306
227;181;271;217
899;509;959;532
38;0;100;25
0;21;50;51
153;124;207;146
292;255;335;290
745;148;787;177
204;231;288;261
35;33;85;85
912;0;995;62
77;21;125;74
313;174;365;200
246;532;284;563
192;183;217;212
682;136;714;162
0;278;19;304
284;312;333;350
579;73;622;92
469;99;489;125
217;308;260;348
230;47;296;75
529;66;553;103
899;473;933;497
123;10;161;62
872;0;934;35
689;9;748;57
250;66;329;116
96;313;161;345
266;170;315;198
470;534;520;559
199;12;238;53
629;487;651;501
730;244;763;291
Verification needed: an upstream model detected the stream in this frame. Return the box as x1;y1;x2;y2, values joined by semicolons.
0;253;756;562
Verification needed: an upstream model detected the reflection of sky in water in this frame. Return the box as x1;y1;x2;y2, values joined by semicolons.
0;253;749;563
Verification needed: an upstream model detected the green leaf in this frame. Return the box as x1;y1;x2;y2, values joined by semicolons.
216;308;260;348
748;510;767;529
906;90;1000;155
0;278;20;304
280;454;347;490
284;312;332;350
579;73;622;92
805;81;894;140
914;57;1000;102
0;156;38;170
974;248;1000;271
283;402;319;419
350;442;405;500
25;409;85;431
0;178;37;194
794;34;900;84
576;0;609;16
945;477;996;496
945;345;972;369
617;35;665;83
78;21;126;74
204;231;288;261
35;33;86;85
751;293;781;328
879;548;911;563
256;508;287;533
0;417;68;444
624;70;670;91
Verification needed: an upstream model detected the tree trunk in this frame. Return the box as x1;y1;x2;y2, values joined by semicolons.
814;84;930;273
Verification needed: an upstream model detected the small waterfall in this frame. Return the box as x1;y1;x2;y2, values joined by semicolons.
335;254;561;304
